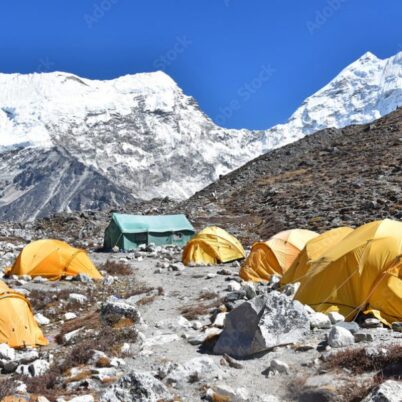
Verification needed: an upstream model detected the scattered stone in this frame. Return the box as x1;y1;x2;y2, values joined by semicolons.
69;293;88;304
165;356;223;388
227;280;241;291
209;384;249;402
268;359;289;375
328;326;354;348
328;311;345;324
101;297;141;323
34;313;50;326
222;353;244;369
335;321;360;333
242;282;257;299
74;273;93;283
33;276;48;283
206;273;217;279
69;396;95;402
112;246;119;253
354;332;375;342
309;312;331;329
214;292;310;358
391;322;402;332
213;312;227;328
17;359;49;377
101;370;171;402
64;312;77;321
192;321;203;330
61;329;84;347
0;343;16;361
217;268;232;275
17;349;39;364
362;318;382;328
362;380;402;402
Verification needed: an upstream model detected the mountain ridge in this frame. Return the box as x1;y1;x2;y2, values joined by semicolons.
0;50;401;220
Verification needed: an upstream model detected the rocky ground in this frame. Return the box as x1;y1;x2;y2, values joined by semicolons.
0;232;401;402
182;107;402;244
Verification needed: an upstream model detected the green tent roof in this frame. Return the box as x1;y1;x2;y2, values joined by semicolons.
112;213;195;234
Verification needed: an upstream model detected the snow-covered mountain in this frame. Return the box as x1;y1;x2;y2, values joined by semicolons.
0;51;401;220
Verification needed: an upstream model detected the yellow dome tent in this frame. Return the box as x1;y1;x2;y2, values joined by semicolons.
7;239;102;281
240;229;318;282
281;227;354;285
182;226;245;266
0;281;48;348
293;219;402;325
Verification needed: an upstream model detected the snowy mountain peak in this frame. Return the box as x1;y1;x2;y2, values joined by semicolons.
0;50;402;220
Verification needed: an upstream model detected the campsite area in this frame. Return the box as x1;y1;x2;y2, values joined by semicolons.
0;208;401;401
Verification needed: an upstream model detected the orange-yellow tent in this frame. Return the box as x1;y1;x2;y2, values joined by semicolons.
182;226;245;266
240;229;318;282
293;219;402;325
7;239;102;281
281;227;354;285
0;281;48;348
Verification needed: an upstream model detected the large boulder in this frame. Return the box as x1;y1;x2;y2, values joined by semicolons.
362;380;402;402
214;292;310;358
101;370;171;402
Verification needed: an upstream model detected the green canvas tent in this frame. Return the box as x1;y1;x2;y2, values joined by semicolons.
104;213;195;251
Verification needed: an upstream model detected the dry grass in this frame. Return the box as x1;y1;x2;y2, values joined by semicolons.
180;296;223;320
198;291;219;301
137;294;158;305
55;311;100;344
325;344;402;376
337;378;382;402
0;379;16;399
100;259;132;276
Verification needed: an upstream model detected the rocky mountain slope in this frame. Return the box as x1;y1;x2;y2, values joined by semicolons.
184;107;402;244
1;51;401;221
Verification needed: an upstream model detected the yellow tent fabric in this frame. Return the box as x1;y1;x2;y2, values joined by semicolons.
281;227;354;285
240;229;319;282
0;281;48;348
7;239;102;281
182;226;245;266
293;219;402;325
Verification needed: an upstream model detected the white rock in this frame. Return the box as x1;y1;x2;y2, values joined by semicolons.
0;343;16;360
69;293;88;304
227;280;242;292
63;328;82;344
64;312;77;321
101;370;171;402
328;326;355;348
309;312;332;329
34;313;50;325
165;356;223;388
33;276;48;283
213;312;227;328
16;349;39;364
328;311;345;324
303;304;316;315
213;384;249;402
192;321;203;330
68;396;95;402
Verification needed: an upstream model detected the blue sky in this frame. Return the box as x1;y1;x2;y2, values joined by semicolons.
0;1;401;129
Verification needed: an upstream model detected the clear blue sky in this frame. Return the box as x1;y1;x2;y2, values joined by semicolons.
1;0;401;129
